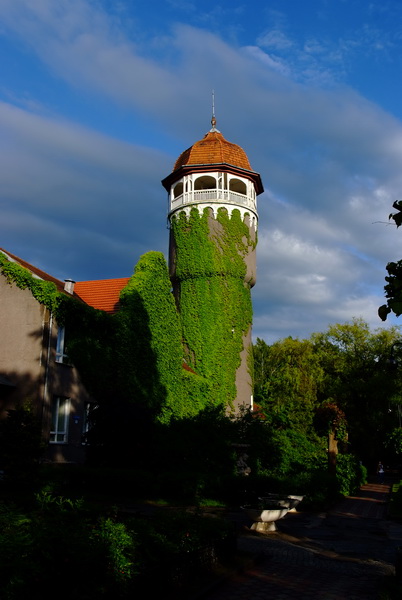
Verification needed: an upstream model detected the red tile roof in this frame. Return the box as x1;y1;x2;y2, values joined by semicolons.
75;278;130;314
173;130;252;172
0;248;130;312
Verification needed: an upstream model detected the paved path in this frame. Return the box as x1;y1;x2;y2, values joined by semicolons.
203;481;402;599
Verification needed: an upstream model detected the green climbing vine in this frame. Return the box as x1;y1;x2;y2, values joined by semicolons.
0;252;61;311
171;207;255;410
115;251;208;423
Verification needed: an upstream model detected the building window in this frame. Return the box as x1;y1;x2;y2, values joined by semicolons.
56;326;70;364
50;396;69;443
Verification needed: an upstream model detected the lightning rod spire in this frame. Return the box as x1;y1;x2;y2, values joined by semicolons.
210;90;220;132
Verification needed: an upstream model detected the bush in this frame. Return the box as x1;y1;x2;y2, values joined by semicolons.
335;454;367;496
0;493;235;600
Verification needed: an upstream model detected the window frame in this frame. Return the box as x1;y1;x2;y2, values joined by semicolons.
55;326;70;364
49;396;70;444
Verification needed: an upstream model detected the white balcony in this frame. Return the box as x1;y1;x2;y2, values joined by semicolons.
171;189;255;210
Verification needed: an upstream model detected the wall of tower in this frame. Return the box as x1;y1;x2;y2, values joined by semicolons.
169;206;256;410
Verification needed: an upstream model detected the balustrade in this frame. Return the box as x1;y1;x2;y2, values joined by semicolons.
171;189;253;209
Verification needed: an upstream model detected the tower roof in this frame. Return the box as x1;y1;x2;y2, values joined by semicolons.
163;117;263;195
173;129;252;172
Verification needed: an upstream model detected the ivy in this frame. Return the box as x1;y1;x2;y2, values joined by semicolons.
0;252;61;312
116;251;209;423
171;207;255;409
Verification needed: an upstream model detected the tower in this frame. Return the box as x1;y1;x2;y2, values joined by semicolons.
162;117;264;412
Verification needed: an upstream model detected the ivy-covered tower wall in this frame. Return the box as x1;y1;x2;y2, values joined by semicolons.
162;120;263;412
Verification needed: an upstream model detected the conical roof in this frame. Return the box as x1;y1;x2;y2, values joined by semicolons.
173;128;252;172
162;117;263;195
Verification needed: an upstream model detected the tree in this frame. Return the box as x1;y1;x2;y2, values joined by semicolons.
254;336;324;432
311;318;402;467
379;200;402;321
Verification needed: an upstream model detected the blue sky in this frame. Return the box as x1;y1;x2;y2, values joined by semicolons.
1;0;402;343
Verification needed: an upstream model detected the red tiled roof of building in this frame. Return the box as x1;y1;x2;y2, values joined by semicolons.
0;248;131;313
173;130;252;172
75;278;130;314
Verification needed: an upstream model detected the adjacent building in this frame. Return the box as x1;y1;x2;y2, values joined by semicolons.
0;248;127;463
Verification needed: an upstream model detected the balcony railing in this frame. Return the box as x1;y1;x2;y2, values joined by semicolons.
171;189;254;209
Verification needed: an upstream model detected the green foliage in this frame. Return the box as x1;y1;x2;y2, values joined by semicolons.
0;252;61;311
335;454;367;496
91;518;137;587
245;427;326;480
116;251;207;423
253;337;324;432
35;489;84;512
252;319;402;495
0;493;137;599
171;207;254;409
0;495;233;600
385;428;402;455
314;400;348;441
311;318;402;464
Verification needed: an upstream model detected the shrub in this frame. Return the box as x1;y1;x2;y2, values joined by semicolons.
0;493;235;599
335;454;367;496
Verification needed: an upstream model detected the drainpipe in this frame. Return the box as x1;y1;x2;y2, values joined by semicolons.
41;308;53;446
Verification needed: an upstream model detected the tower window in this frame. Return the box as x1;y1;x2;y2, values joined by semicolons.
194;175;216;190
229;178;247;195
173;182;183;198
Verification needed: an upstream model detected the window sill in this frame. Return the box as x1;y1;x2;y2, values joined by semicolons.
55;360;73;368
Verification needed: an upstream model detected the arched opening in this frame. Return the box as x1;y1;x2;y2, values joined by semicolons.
194;175;216;190
229;178;247;195
173;182;183;198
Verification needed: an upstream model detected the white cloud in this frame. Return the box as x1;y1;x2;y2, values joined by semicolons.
242;46;290;76
257;29;294;51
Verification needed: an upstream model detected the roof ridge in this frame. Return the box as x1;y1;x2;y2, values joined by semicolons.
0;247;67;294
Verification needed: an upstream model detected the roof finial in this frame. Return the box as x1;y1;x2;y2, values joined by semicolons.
210;90;220;132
